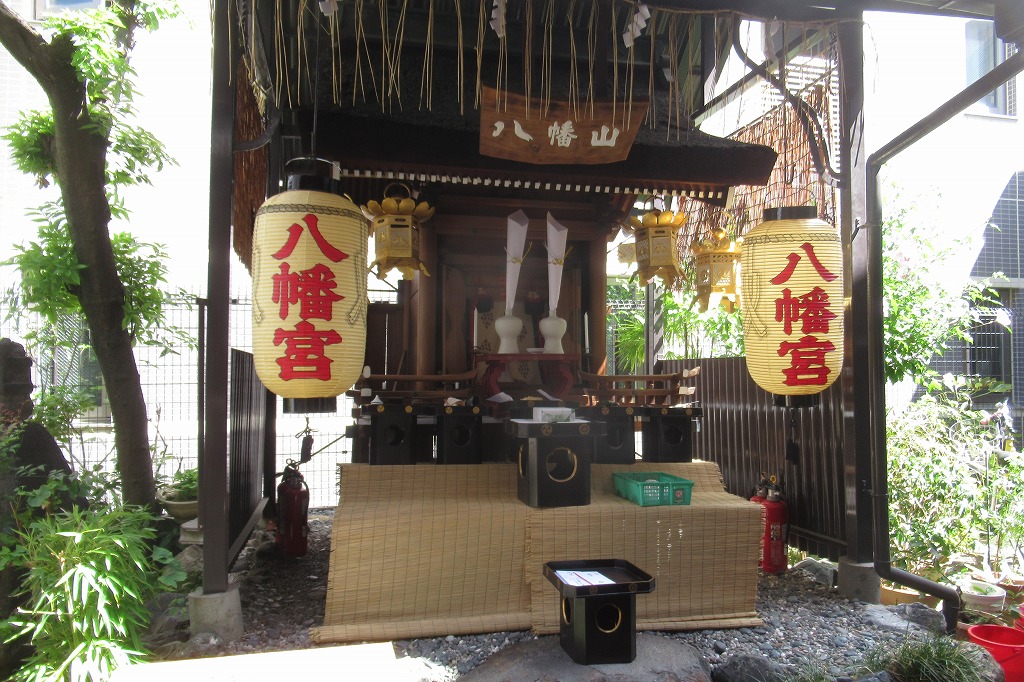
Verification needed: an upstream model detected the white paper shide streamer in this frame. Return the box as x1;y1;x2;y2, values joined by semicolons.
505;210;529;314
539;212;569;353
496;210;530;353
545;212;568;314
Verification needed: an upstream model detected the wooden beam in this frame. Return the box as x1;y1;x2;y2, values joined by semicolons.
311;112;777;202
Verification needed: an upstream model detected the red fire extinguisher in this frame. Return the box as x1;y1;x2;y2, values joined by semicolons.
750;472;769;505
276;460;309;557
761;479;788;575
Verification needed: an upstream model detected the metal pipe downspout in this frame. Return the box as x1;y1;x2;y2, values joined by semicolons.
866;48;1024;633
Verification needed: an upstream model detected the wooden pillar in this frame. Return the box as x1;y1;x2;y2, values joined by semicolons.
202;0;235;595
587;233;608;374
838;13;872;564
412;221;438;376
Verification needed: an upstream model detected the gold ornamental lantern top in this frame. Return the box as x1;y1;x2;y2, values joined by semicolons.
692;226;742;312
361;183;435;280
623;209;688;288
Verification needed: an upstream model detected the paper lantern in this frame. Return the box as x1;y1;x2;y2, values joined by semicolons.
361;184;434;280
693;234;741;312
252;187;368;399
740;206;843;395
626;210;687;287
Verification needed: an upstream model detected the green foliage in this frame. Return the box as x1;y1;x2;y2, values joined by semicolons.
1;0;190;391
789;662;835;682
2;2;178;193
160;467;198;501
611;311;646;373
861;634;987;682
887;375;1024;581
609;280;744;373
0;506;180;682
3;212;194;354
881;200;1002;384
887;390;981;581
0;420;27;478
31;387;97;467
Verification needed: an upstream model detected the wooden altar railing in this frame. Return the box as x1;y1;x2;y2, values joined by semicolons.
578;367;701;406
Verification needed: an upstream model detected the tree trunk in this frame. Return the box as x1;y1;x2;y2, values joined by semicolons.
0;3;156;509
50;77;156;509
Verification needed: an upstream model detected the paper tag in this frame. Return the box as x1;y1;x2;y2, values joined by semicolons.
554;570;614;587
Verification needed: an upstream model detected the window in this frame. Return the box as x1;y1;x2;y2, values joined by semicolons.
967;310;1012;382
931;303;1013;405
34;0;103;21
39;319;112;423
966;20;1016;116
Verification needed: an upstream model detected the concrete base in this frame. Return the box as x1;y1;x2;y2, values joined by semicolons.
178;518;202;546
189;582;243;642
837;556;880;603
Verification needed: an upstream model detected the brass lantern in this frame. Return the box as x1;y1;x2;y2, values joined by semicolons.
361;183;434;280
740;206;844;395
625;210;687;287
693;227;742;312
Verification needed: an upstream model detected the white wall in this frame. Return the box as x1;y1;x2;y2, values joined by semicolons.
863;11;1024;277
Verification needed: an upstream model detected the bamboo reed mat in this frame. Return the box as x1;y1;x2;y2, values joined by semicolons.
529;463;763;634
314;461;761;645
314;464;532;644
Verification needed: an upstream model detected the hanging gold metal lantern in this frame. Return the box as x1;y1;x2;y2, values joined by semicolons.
252;167;369;399
740;206;844;395
361;183;434;280
693;227;742;312
625;209;687;287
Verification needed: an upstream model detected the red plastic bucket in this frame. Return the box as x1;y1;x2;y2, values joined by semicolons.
968;624;1024;681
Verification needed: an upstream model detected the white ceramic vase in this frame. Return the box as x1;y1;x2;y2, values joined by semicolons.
539;311;567;354
495;312;523;354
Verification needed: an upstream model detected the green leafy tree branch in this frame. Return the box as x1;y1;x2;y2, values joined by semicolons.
0;0;181;508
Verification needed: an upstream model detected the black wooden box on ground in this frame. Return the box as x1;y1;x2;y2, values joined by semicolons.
365;403;432;465
640;405;703;463
434;405;483;464
508;419;605;507
576;405;637;464
543;559;655;665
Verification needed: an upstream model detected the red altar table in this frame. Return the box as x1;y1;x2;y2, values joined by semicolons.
477;353;579;399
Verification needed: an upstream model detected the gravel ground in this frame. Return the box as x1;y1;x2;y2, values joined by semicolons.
166;507;945;680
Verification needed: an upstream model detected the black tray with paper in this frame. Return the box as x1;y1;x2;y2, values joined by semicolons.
543;559;655;598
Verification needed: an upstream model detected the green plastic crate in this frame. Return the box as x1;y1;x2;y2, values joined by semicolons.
613;472;694;506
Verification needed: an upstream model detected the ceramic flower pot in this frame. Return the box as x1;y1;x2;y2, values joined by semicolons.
960;579;1007;616
157;488;199;523
998;576;1024;604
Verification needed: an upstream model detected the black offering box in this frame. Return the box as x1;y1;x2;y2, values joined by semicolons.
640;405;703;463
543;559;655;665
433;404;483;464
364;403;433;465
508;418;605;507
576;405;638;464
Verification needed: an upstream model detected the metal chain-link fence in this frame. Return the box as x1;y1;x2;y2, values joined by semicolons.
0;294;356;507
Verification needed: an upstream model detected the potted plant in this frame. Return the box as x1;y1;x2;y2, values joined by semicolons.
959;578;1007;615
156;467;199;523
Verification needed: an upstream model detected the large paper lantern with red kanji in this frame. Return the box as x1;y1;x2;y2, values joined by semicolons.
740;207;843;395
251;188;368;398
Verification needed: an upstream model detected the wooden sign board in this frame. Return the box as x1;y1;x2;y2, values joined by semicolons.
479;86;649;165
